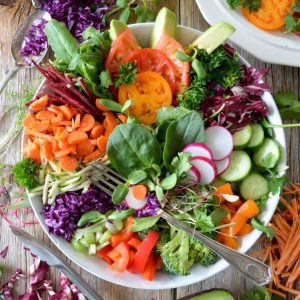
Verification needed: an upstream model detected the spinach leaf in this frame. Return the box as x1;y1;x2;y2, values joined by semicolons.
107;124;162;177
128;170;147;184
108;209;134;220
163;111;205;167
131;215;160;232
156;107;190;125
77;211;105;227
112;183;129;204
45;20;79;66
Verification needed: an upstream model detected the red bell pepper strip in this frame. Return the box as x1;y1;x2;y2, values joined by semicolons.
126;249;137;273
107;248;121;261
155;255;163;270
109;242;130;272
109;216;135;247
127;237;142;250
142;253;156;281
96;245;113;265
132;230;159;274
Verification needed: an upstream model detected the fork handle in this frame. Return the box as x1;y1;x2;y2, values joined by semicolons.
0;67;19;95
161;211;271;286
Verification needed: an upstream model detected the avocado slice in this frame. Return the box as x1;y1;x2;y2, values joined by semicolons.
109;19;128;41
150;7;177;48
179;289;235;300
190;22;236;54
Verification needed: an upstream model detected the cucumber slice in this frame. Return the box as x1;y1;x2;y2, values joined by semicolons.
253;138;281;169
83;232;96;245
247;124;264;150
233;125;252;149
220;151;252;182
71;238;87;252
240;173;269;200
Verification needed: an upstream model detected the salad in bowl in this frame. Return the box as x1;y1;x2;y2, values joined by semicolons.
14;7;286;288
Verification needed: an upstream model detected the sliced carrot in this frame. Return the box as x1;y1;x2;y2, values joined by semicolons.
80;114;95;132
58;139;70;149
58;105;73;120
30;120;50;133
54;148;71;158
35;110;55;121
52;139;60;152
70;106;79;115
51;113;64;124
118;114;127;124
132;184;148;200
68;130;88;145
83;149;101;163
57;129;69;141
222;236;239;249
59;156;78;172
22;114;35;128
237;199;259;219
76;140;95;157
47;106;61;115
105;112;119;127
97;135;108;153
41;141;54;161
90;124;104;139
25;130;54;142
73;114;81;129
216;183;233;195
104;123;116;137
229;213;248;236
68;145;77;154
237;223;253;236
59;121;73;126
25;143;41;164
95;98;111;111
29;95;48;111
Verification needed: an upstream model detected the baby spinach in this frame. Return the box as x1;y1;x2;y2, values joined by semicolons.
128;170;148;184
108;209;134;220
77;211;105;227
163;111;205;167
107;124;162;177
131;215;160;232
112;183;129;204
156;106;190;125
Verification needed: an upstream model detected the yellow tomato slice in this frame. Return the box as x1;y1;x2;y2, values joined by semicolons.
118;71;172;125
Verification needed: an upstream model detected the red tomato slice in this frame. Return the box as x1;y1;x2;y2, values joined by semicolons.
121;48;177;93
155;32;190;94
105;28;141;73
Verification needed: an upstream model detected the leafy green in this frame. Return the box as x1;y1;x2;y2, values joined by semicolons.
112;183;129;204
170;152;192;179
267;170;287;196
115;62;138;88
285;0;300;34
77;211;105;227
131;215;160;232
227;0;242;9
107;124;162;177
108;208;134;220
251;218;274;240
210;207;229;226
128;170;147;184
163;111;205;167
274;91;300;120
13;158;39;190
160;174;177;190
156;107;190;125
100;71;112;88
227;0;261;12
241;286;283;300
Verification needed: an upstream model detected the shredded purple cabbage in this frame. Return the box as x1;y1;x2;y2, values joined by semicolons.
20;0;111;63
201;65;271;133
0;268;25;299
42;186;113;241
0;246;8;259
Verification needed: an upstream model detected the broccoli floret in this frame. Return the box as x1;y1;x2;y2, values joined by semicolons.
160;227;194;275
190;238;218;266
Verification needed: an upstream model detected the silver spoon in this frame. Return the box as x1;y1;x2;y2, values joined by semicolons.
0;10;51;94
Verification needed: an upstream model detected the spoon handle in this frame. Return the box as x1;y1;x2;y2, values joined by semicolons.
160;211;272;286
0;68;19;94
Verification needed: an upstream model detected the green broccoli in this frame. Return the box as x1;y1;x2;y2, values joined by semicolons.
189;238;218;266
159;227;194;275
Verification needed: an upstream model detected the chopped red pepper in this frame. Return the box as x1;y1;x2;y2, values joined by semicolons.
109;216;135;247
109;242;130;272
126;249;137;273
155;255;163;270
107;248;121;262
127;237;142;250
142;253;156;281
97;245;114;265
132;230;160;274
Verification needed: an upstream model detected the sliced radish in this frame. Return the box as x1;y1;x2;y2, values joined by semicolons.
205;126;233;161
186;165;201;184
191;156;217;185
182;143;213;160
125;186;147;210
215;157;230;175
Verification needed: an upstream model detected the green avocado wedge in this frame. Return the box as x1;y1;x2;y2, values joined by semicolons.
150;7;177;48
190;22;236;54
179;289;235;300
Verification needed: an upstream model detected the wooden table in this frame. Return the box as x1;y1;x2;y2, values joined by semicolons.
0;0;299;299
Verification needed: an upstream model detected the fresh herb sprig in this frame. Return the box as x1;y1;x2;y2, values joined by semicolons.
227;0;261;12
115;62;138;88
251;217;274;240
285;0;300;34
274;91;300;120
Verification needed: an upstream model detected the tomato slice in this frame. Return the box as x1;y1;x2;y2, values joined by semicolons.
120;48;177;93
155;32;190;94
105;28;141;73
118;71;172;125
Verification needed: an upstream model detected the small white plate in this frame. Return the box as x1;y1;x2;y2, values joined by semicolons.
196;0;300;67
29;23;286;289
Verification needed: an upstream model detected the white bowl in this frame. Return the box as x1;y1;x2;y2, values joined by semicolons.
29;23;286;289
195;0;300;67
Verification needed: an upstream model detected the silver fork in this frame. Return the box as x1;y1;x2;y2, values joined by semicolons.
88;161;271;286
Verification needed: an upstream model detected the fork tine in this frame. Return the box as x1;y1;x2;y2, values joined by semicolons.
91;161;126;182
87;176;113;196
95;175;118;190
91;164;124;185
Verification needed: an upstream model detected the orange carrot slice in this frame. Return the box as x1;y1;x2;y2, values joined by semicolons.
59;156;78;171
41;141;54;161
68;129;88;145
54;149;71;158
237;199;259;219
132;184;148;200
36;110;55;121
90;124;104;139
51;113;64;124
58;105;73;120
237;223;253;236
29;95;48;111
83;149;101;162
77;140;95;157
80;114;95;132
229;213;248;236
97;135;108;153
25;130;54;142
22;114;35;128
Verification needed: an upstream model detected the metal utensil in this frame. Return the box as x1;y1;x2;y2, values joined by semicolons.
89;161;272;286
0;10;51;94
11;226;102;300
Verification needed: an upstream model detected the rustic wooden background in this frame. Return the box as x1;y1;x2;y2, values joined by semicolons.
0;0;299;299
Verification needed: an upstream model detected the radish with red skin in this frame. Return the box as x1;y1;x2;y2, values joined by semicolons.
125;186;148;210
191;156;217;185
215;157;230;176
182;143;213;160
186;165;201;184
205;126;233;161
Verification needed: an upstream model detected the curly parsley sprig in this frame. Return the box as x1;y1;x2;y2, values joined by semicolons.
227;0;261;12
115;62;138;88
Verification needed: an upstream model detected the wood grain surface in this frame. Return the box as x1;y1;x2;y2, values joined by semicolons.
0;0;299;299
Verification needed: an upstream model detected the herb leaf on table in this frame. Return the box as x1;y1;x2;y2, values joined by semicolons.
251;218;274;240
274;91;300;120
